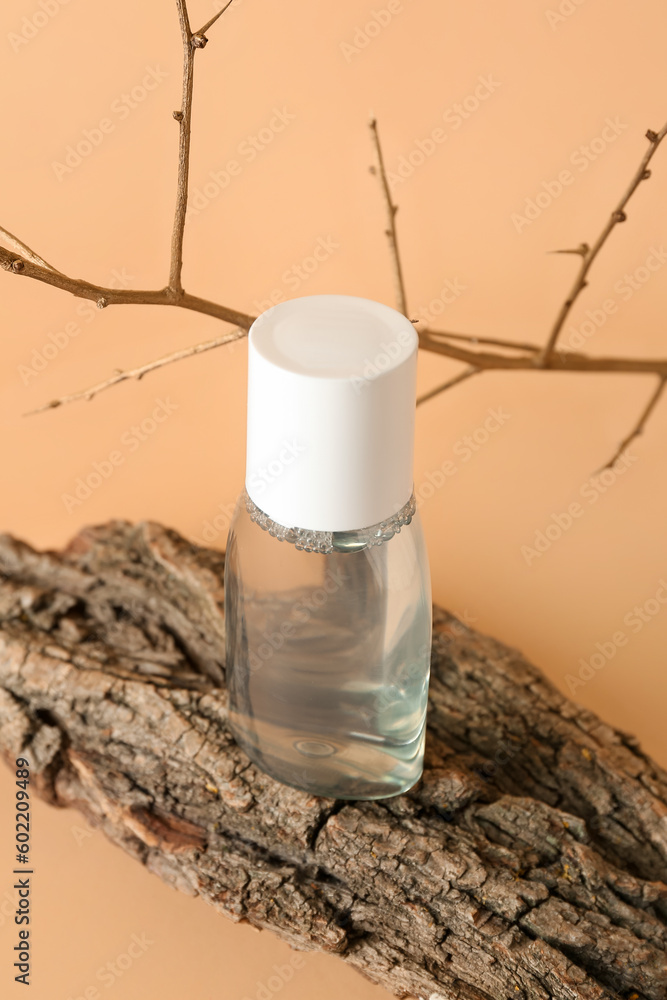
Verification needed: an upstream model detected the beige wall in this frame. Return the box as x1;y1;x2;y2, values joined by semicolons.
1;0;667;997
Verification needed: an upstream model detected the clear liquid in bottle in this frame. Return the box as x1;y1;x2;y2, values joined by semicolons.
224;492;432;799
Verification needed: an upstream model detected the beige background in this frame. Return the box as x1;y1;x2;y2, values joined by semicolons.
1;0;667;997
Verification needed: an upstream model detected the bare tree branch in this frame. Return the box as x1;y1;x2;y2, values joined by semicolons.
538;123;667;366
25;327;247;414
418;328;667;374
598;375;667;470
417;365;481;406
422;327;541;353
0;0;251;334
170;0;235;291
31;305;667;418
169;1;195;294
1;2;666;466
195;0;235;38
364;109;667;458
369;118;408;316
409;122;667;462
0;246;254;327
0;226;62;273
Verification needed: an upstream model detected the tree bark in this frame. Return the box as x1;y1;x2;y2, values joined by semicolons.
0;520;665;1000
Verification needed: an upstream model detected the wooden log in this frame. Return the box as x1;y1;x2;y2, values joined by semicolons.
0;520;665;999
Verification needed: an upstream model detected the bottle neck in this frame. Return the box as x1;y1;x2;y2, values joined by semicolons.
244;489;417;554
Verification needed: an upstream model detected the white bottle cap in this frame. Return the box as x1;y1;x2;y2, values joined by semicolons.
245;294;418;532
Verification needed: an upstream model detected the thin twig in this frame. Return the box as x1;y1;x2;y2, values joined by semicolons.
417;366;481;406
1;0;246;327
0;245;254;327
33;307;667;421
0;226;62;273
5;227;667;386
169;1;195;294
195;0;235;37
538;122;667;366
597;376;667;470
169;0;234;291
1;0;667;462
25;328;248;414
369;118;408;316
418;328;667;376
423;328;541;353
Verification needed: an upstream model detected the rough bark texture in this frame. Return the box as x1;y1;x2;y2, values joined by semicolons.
0;520;666;1000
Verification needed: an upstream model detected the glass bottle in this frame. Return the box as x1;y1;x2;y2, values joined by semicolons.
224;295;432;799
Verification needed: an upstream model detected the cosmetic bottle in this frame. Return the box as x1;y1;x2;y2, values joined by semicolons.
224;294;432;799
